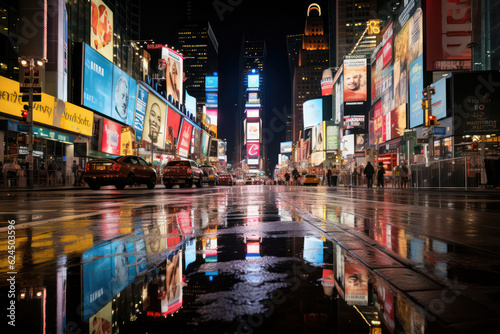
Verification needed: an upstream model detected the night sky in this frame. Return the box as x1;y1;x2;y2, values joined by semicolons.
141;0;330;174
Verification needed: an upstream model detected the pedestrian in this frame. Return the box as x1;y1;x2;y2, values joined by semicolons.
352;164;358;186
377;163;385;188
72;160;79;186
292;168;299;185
285;172;291;186
332;166;339;186
363;161;374;188
400;163;409;188
327;168;332;187
393;164;401;188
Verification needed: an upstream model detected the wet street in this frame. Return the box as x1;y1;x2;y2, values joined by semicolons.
1;185;500;333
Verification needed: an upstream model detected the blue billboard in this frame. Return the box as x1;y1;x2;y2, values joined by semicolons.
185;90;197;121
112;65;137;127
247;74;260;89
83;43;113;115
205;76;218;92
134;84;148;142
303;98;323;129
430;77;447;120
206;92;218;107
409;55;424;128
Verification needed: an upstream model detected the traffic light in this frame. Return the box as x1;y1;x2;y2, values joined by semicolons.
427;114;441;127
21;105;29;122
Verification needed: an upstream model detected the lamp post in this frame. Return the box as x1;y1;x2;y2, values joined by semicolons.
19;56;46;189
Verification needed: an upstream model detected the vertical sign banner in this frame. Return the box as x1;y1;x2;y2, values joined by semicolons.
393;22;409;108
246;122;260;141
112;65;136;127
321;68;334;96
100;118;121;155
426;0;472;71
409;55;424;128
142;93;166;149
90;0;113;62
326;124;339;151
83;43;113;114
381;65;394;116
311;123;324;153
133;84;148;143
391;104;406;139
162;47;184;105
430;77;447;120
177;120;193;158
201;131;209;156
166;107;182;150
343;57;367;102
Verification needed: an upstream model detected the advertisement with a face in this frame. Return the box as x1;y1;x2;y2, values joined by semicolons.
90;0;113;61
83;43;113;115
110;240;137;296
218;141;226;158
326;124;339;151
355;134;367;152
112;66;137;127
100;118;121;155
177;120;193;158
426;0;471;71
134;84;148;142
303;98;323;129
166;107;182;150
161;251;183;316
247;74;259;89
246;122;260;141
247;142;260;157
311;123;324;153
430;76;447;120
341;134;355;157
391;104;406;139
409;55;424;128
89;302;112;334
162;47;184;105
280;141;293;154
343;57;367;102
143;93;166;149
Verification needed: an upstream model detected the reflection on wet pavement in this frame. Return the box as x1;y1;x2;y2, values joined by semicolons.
0;186;499;333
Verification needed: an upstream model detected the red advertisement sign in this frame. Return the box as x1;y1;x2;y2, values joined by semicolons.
247;142;260;157
101;118;121;155
177;120;193;158
166;107;182;149
426;0;472;71
380;22;393;69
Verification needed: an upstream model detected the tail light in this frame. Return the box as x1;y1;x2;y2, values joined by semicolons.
186;168;192;175
111;163;121;171
85;164;89;172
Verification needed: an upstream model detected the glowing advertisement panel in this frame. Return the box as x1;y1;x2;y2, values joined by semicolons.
246;108;260;118
303;99;323;129
206;108;218;136
343;57;367;102
246;122;260;141
280;141;293;154
142;93;166;149
247;157;259;166
344;261;369;306
430;77;447;120
185;90;197;121
206;92;218;107
334;76;343;124
248;92;260;104
247;142;260;157
247;74;260;89
391;104;407;139
341;134;355;157
82;244;112;320
166;107;182;150
201;131;209;156
161;47;184;105
100;118;121;155
90;0;113;61
409;55;424;128
321;68;334;96
83;43;113;115
311;123;324;152
381;65;394;116
112;65;137;127
303;237;324;264
205;76;218;92
133;84;148;142
343;116;365;130
120;127;134;156
160;251;183;316
326;124;339;151
177;120;193;158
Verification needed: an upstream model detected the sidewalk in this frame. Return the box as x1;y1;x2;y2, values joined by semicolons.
0;184;88;192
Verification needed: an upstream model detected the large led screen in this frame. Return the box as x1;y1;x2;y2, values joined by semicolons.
247;74;259;89
391;104;406;139
177;120;193;158
343;57;367;102
326;124;339;151
112;65;137;127
311;123;324;152
246;108;260;118
100;118;121;155
409;55;424;128
90;0;113;61
143;93;166;149
133;84;149;142
206;93;218;107
303;98;323;129
246;122;260;141
185;90;197;120
205;75;218;92
247;142;260;157
280;141;293;154
201;131;209;156
162;47;184;105
430;77;447;120
166;107;182;150
83;43;113;115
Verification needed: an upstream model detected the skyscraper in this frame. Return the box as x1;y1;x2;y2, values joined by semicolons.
292;3;329;141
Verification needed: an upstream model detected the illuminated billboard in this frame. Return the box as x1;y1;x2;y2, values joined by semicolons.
247;142;260;157
280;141;293;154
430;77;447;120
303;98;322;129
161;47;184;105
325;124;339;151
248;92;260;104
311;123;324;152
112;65;137;127
355;134;368;152
246;122;260;141
206;93;218;107
205;75;218;92
166;107;182;150
321;68;333;96
134;84;148;142
343;57;367;102
185;90;197;121
201;131;209;156
177;120;193;158
100;118;121;155
341;134;355;157
120;127;134;156
90;0;113;61
83;43;113;115
206;108;218;136
247;74;259;89
344;261;368;306
409;55;424;128
218;141;227;158
246;108;260;118
343;115;365;130
142;93;166;149
391;104;406;139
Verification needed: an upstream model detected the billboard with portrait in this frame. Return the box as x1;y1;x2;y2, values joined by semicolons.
344;261;368;306
90;0;113;62
177;120;193;158
343;57;367;102
112;66;136;127
134;84;148;142
303;98;323;129
142;93;166;149
162;47;184;105
409;55;424;128
100;118;121;155
83;43;113;115
166;107;182;150
246;122;260;141
311;123;324;153
355;134;368;152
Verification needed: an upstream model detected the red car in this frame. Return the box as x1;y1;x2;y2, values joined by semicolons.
163;160;203;188
218;173;233;186
84;155;157;190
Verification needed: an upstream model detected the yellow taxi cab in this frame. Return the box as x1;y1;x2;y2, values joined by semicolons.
303;174;319;186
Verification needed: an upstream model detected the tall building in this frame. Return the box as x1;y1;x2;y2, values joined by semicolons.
286;34;303;142
178;20;219;121
292;3;329;141
235;39;266;166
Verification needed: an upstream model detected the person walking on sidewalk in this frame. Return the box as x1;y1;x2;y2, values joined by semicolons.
364;161;375;188
327;168;332;187
400;163;409;188
331;166;339;186
377;163;386;188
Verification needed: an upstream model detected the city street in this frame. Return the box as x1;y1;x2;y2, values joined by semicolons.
1;185;499;333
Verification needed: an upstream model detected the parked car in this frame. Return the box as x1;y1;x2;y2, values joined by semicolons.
163;160;203;188
245;178;253;185
218;173;233;186
302;174;319;186
84;155;156;190
200;165;219;186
